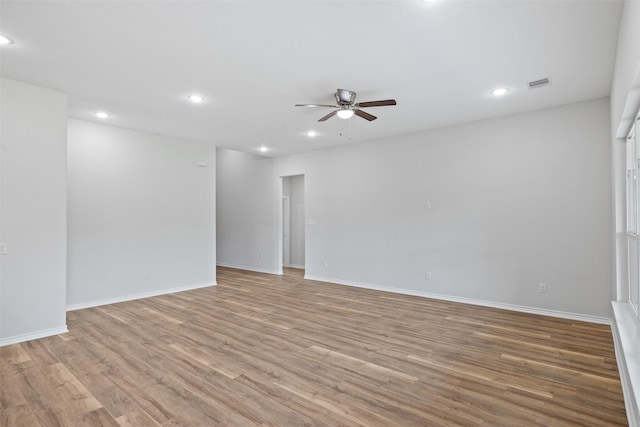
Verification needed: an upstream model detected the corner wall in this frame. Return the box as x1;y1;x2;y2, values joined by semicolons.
0;78;68;345
66;119;216;309
218;98;613;321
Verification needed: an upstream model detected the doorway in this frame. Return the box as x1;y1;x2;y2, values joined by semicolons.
281;175;305;270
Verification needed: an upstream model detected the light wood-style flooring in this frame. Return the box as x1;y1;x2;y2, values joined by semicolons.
0;267;628;426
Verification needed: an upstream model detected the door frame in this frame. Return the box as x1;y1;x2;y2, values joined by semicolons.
282;196;291;267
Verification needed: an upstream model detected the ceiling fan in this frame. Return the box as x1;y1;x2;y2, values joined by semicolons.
295;89;397;122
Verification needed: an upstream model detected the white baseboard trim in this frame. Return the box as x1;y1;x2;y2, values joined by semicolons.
611;301;640;427
0;325;69;347
66;282;217;312
285;264;305;270
304;274;611;325
216;262;282;275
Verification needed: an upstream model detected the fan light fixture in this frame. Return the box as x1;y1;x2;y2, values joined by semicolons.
296;89;396;122
95;111;109;119
306;130;318;137
188;94;204;103
259;146;268;153
337;109;355;120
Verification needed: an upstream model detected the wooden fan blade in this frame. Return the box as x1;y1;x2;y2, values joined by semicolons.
354;109;377;121
295;104;338;108
355;99;397;108
318;111;337;122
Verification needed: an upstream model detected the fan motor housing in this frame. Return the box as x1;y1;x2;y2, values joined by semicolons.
336;89;356;105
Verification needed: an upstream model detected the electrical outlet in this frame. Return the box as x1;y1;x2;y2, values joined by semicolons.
538;282;547;293
426;272;432;280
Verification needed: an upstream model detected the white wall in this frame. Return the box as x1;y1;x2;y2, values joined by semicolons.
217;98;613;320
0;78;68;345
216;148;279;273
66;119;216;308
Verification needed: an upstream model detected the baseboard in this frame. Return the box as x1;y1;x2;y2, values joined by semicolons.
66;281;217;312
611;302;640;427
216;262;282;275
304;274;611;325
285;264;305;270
0;325;69;347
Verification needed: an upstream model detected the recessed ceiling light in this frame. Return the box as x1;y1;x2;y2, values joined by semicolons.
491;87;509;97
259;146;268;153
188;94;204;103
0;35;13;45
306;130;318;137
95;111;109;119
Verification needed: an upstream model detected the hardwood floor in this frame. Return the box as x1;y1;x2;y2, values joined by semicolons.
0;267;628;426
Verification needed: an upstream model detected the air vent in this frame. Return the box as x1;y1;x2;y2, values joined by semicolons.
528;77;551;89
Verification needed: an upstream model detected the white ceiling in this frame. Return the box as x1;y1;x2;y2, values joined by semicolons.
0;0;624;157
